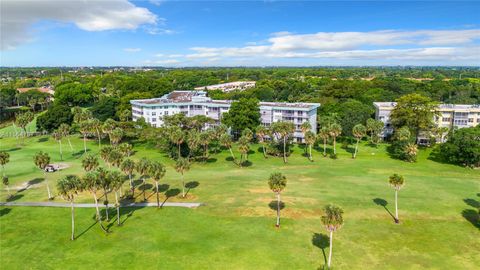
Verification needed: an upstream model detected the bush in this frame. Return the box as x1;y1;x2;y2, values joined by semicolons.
436;126;480;168
36;104;73;132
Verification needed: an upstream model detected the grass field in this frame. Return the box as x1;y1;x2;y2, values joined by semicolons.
0;133;479;269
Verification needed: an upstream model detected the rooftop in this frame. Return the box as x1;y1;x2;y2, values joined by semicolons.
373;102;480;110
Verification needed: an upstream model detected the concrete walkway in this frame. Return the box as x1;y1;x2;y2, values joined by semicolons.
0;201;203;208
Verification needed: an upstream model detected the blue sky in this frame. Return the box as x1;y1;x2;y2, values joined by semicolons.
1;1;479;66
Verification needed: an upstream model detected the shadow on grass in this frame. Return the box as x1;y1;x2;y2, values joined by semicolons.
161;188;181;208
38;137;48;143
373;198;396;222
6;194;24;202
6;147;21;152
312;233;329;268
72;149;91;158
76;220;98;239
205;157;217;163
462;196;480;230
268;200;285;211
184;181;199;197
0;208;11;217
240;160;253;167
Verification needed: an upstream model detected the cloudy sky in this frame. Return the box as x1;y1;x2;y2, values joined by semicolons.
1;0;479;66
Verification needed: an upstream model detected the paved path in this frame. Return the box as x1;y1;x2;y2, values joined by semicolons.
0;201;203;208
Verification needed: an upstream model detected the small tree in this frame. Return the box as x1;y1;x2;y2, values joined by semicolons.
90;118;102;148
118;143;133;157
329;123;342;156
389;174;405;223
2;176;11;198
52;130;63;161
175;157;190;198
0;151;10;178
57;175;83;240
256;126;269;158
268;172;287;228
169;127;185;158
121;159;136;197
33;151;52;199
136;158;151;201
82;171;102;221
318;127;329;157
58;123;74;153
220;133;236;164
97;167;111;221
366;118;384;144
108;171;125;225
199;130;213;161
321;204;344;269
79;120;92;154
187;130;201;159
15;111;34;144
305;131;316;162
149;161;166;207
100;146;114;168
109;127;124;146
352;124;366;159
238;135;250;167
81;154;99;172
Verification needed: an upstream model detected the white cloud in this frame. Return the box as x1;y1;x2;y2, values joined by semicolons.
124;48;142;53
1;0;158;50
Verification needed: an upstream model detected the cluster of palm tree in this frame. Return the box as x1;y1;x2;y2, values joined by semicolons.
14;111;34;144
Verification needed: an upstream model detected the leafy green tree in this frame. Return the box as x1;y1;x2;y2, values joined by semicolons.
102;118;117;143
33;151;52;199
268;172;287;228
437;126;480;168
390;94;438;143
220;133;236;164
222;98;260;136
366;118;384;144
136;158;151;201
90;96;119;121
0;151;10;178
120;159;136;197
389;174;405;223
305;131;316;161
109;127;123;146
100;146;114;168
391;126;417;162
118;143;133;157
36;104;73;132
352;124;366;159
241;128;253;141
337;99;374;137
109;150;124;169
321;204;344;269
169;127;185;158
175;157;190;198
238;135;250;166
82;171;103;221
108;171;125;225
149;161;166;207
81;154;99;172
317;127;330;157
57;175;83;240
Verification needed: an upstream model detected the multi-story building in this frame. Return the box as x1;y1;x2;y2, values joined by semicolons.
131;91;320;142
374;102;480;142
194;81;256;92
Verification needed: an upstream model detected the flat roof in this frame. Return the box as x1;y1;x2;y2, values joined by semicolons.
373;102;480;110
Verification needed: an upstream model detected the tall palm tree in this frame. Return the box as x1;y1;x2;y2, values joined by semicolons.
389;174;405;223
199;130;212;161
109;150;124;169
57;175;83;240
0;151;10;178
169;127;185;158
220;133;236;164
268;172;287;228
82;171;102;221
213;124;228;153
52;130;63;161
238;135;250;167
301;121;311;134
328;123;342;156
187;130;201;159
81;154;99;172
33;151;52;199
321;204;344;269
58;123;74;153
118;143;133;157
120;159;136;197
318;127;330;157
102;118;117;144
175;157;190;198
108;171;125;225
272;122;295;163
149;161;166;207
256;126;268;158
305;131;316;162
79;120;92;154
90;118;102;148
241;128;253;141
352;124;366;159
97;167;111;221
136;158;151;201
15;111;34;145
100;146;114;168
109;127;124;146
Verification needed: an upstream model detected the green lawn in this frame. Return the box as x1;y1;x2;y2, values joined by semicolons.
0;135;479;269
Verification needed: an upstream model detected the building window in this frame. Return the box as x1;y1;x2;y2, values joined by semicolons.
442;117;451;122
152;112;156;116
165;111;169;116
468;118;474;123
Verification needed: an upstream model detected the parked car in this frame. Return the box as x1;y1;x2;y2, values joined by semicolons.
44;164;59;172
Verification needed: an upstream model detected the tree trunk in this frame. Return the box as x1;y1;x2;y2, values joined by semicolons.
323;139;327;157
262;144;267;158
276;192;281;227
44;171;52;199
83;134;87;154
59;140;63;161
104;189;109;221
70;200;75;241
115;191;120;226
129;174;134;197
178;144;181;158
142;178;146;201
97;129;101;148
333;137;337;155
309;144;313;161
229;147;237;164
93;192;101;221
283;136;287;163
181;174;185;198
328;231;333;268
395;189;399;223
155;180;160;207
67;137;74;152
353;138;359;159
6;184;11;197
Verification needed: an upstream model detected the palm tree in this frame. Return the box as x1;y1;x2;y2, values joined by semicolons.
268;172;287;228
305;131;316;162
97;167;111;221
109;150;124;169
328;123;342;156
256;126;268;158
33;151;52;199
389;174;405;223
352;124;366;159
79;120;92;154
0;151;10;178
169;127;185;158
102;119;117;144
82;171;102;221
90;118;102;148
57;175;83;240
213;124;228;153
15;111;34;144
238;135;250;167
301;121;311;134
120;159;136;197
118;143;133;157
187;130;201;159
220;133;236;164
199;130;212;161
100;146;114;168
108;171;125;225
272;122;295;163
58;123;74;153
175;157;190;198
2;176;11;198
136;158;151;201
81;154;99;172
321;204;344;269
149;161;166;207
109;127;124;146
241;128;253;141
317;127;329;157
52;130;63;161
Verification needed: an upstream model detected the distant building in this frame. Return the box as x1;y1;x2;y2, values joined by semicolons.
131;91;320;142
194;81;256;92
374;102;480;143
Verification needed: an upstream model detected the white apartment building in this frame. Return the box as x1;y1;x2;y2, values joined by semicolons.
374;102;480;143
194;81;256;92
131;91;320;142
